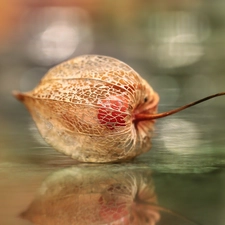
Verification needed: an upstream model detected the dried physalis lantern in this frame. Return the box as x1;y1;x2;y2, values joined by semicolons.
13;55;225;163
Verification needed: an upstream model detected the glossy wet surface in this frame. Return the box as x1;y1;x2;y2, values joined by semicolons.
1;104;225;225
1;156;225;225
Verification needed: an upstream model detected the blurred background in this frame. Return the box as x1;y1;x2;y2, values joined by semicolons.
1;0;225;164
0;0;225;224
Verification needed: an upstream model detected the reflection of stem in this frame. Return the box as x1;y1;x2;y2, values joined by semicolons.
135;201;203;225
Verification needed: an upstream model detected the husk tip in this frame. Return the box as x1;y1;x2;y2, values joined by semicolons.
12;91;25;102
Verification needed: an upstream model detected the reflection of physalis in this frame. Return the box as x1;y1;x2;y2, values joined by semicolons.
21;165;160;225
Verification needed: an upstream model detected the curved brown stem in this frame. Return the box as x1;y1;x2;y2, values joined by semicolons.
135;92;225;121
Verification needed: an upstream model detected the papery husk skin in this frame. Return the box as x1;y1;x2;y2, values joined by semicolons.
14;55;159;162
